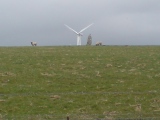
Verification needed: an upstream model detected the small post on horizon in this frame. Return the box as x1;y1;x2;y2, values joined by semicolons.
67;116;70;120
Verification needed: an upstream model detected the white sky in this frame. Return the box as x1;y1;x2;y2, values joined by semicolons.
0;0;160;46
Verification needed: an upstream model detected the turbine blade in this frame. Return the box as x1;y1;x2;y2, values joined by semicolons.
79;23;94;33
64;24;78;34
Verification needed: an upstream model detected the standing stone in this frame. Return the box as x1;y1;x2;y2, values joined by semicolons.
86;34;92;45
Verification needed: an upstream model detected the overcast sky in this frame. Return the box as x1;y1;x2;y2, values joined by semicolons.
0;0;160;46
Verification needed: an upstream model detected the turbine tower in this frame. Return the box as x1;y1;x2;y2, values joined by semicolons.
65;23;94;46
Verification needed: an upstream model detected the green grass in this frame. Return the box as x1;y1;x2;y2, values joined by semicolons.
0;46;160;119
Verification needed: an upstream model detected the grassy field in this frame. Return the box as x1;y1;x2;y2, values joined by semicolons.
0;46;160;119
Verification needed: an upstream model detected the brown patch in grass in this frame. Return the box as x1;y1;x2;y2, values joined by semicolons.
0;72;15;76
106;64;113;68
96;71;101;77
41;73;55;77
129;104;141;112
154;109;160;112
103;111;117;119
115;103;122;106
50;95;61;100
0;100;5;102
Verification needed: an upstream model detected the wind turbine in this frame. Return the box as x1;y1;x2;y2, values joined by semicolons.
64;23;94;46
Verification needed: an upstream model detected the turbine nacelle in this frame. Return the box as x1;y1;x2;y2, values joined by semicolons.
78;33;83;36
65;23;94;46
